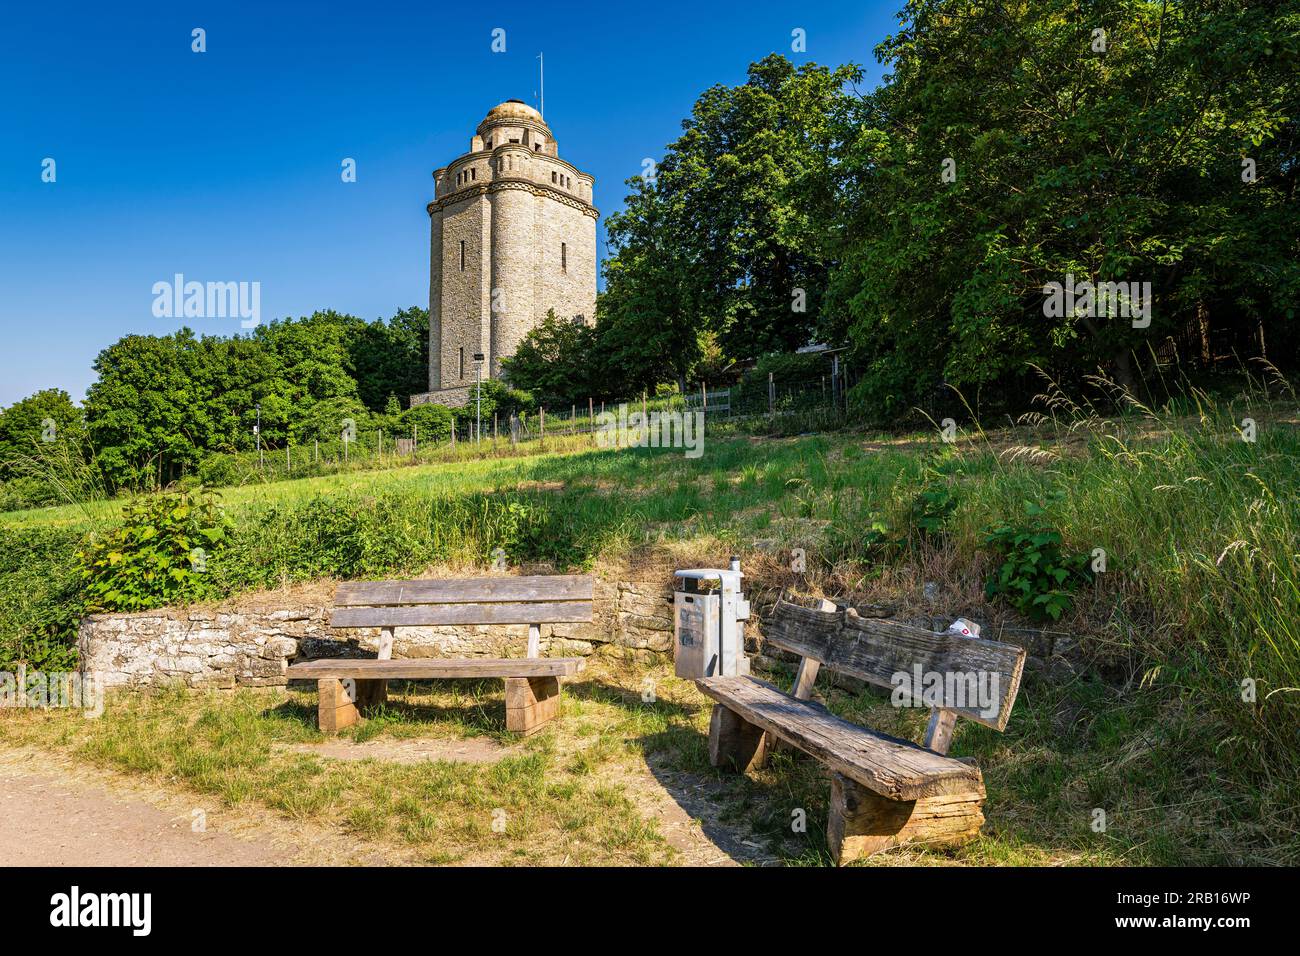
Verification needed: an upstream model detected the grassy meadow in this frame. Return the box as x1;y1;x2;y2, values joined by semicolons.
1;380;1297;864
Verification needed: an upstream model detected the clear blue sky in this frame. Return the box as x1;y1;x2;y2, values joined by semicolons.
0;0;898;408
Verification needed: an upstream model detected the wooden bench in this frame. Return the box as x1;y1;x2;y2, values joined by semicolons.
697;597;1026;865
285;575;593;735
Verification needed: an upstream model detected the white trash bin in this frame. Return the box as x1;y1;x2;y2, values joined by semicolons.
673;558;751;679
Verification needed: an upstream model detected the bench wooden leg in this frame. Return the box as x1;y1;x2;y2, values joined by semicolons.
318;678;358;733
826;773;985;865
317;678;387;733
707;704;768;772
504;676;561;735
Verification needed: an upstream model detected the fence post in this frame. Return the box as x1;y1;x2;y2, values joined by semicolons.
314;439;318;463
540;407;545;439
286;444;290;472
494;413;498;442
831;354;841;412
768;372;775;421
589;397;594;434
413;423;418;453
702;382;707;412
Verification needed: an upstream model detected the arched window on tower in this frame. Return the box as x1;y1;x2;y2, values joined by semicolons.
561;242;567;273
460;240;466;272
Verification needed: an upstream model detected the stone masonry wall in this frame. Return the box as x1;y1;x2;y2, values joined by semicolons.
78;579;673;691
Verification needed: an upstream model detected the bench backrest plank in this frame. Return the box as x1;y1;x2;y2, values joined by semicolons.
330;575;595;629
763;598;1025;731
332;600;593;629
335;575;593;607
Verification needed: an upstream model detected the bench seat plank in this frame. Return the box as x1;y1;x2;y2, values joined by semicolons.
331;601;592;628
697;675;983;802
286;658;584;680
335;575;594;607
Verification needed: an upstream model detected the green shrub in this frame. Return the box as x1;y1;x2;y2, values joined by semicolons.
0;476;64;512
983;499;1093;622
76;489;233;612
452;380;537;428
0;525;86;670
906;486;958;542
399;403;454;443
198;452;244;488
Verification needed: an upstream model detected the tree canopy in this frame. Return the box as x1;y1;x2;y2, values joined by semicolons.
592;0;1298;417
79;308;428;488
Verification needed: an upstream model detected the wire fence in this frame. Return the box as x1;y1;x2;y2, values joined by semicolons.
224;363;860;483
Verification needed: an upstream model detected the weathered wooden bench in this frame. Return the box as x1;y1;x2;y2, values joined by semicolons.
697;597;1025;865
285;574;593;735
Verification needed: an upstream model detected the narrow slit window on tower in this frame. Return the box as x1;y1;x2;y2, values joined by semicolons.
551;171;557;183
460;240;466;271
470;167;476;180
459;347;465;380
561;242;567;273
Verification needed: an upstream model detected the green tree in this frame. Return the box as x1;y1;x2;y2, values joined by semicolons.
83;331;207;488
349;306;430;412
601;54;861;385
828;0;1300;416
0;389;85;480
501;309;601;405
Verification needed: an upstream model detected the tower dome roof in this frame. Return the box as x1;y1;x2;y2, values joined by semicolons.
477;99;550;138
485;99;543;122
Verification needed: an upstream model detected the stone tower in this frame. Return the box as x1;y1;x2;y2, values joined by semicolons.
414;100;598;408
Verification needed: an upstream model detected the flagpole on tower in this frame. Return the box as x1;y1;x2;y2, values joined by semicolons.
537;52;544;117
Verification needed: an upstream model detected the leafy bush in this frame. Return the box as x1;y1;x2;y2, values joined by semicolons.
197;452;245;488
983;500;1093;622
76;489;233;612
452;379;537;428
0;476;65;512
400;403;454;443
906;486;958;542
291;396;376;447
0;525;86;671
488;497;588;569
824;475;958;563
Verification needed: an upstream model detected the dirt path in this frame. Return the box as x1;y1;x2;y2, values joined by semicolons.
0;748;401;866
282;735;770;866
0;742;764;867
